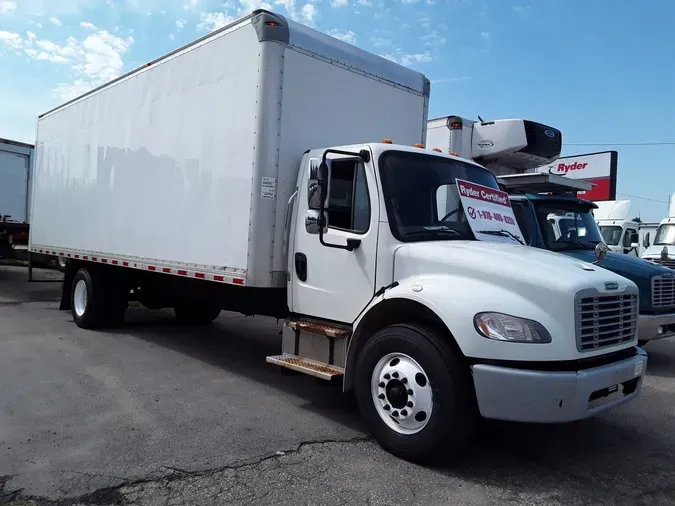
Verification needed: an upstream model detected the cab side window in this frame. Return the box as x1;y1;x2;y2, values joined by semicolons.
327;159;370;234
623;228;637;247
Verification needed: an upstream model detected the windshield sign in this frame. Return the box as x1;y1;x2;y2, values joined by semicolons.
456;179;525;245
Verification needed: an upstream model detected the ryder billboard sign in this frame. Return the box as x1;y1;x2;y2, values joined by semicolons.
535;150;618;201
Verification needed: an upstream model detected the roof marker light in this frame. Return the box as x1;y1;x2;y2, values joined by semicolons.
382;138;393;144
413;143;424;148
432;148;442;152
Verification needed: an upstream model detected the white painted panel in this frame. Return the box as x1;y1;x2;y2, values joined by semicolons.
31;23;260;271
0;150;29;223
272;47;428;272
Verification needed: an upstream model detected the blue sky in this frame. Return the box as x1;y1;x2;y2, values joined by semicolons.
1;0;673;220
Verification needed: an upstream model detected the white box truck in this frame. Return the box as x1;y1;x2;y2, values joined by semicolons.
30;11;647;464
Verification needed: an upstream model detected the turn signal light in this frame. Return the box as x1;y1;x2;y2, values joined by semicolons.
382;138;393;144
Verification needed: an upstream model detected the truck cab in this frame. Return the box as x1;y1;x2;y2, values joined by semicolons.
504;183;675;346
593;200;641;256
641;194;675;269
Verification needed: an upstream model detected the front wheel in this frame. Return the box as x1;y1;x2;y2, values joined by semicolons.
354;324;476;464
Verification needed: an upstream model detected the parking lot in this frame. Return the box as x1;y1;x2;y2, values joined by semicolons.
1;265;675;505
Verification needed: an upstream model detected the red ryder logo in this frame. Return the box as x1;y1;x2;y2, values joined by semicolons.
552;161;589;174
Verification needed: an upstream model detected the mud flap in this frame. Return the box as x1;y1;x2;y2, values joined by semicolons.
59;263;75;311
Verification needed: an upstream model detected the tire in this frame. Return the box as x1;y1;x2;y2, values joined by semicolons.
70;267;127;329
354;323;476;464
71;268;109;329
173;304;221;325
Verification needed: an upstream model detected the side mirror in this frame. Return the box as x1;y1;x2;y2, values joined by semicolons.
643;232;650;248
305;209;329;234
308;158;331;210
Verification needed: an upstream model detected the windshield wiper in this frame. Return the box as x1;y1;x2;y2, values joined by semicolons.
476;229;525;246
403;227;463;239
551;239;594;250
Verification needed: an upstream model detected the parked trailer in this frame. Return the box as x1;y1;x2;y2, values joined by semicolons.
0;138;33;260
30;12;647;464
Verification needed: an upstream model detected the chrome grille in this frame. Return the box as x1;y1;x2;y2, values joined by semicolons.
652;275;675;308
647;258;675;269
575;289;638;352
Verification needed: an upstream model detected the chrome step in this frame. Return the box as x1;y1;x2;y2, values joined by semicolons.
266;354;344;381
286;319;351;339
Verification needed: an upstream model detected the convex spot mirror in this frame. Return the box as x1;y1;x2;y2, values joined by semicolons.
308;157;331;210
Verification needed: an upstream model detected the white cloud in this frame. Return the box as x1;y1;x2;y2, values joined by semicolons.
50;17;63;26
80;21;97;30
420;31;446;47
381;51;432;66
330;0;348;7
175;18;187;29
7;29;135;100
0;0;16;14
328;29;357;44
0;30;22;51
480;31;490;40
431;76;471;85
197;11;235;31
357;0;371;5
299;3;316;24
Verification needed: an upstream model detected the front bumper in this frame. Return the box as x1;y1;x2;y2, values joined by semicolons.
471;347;647;423
638;312;675;342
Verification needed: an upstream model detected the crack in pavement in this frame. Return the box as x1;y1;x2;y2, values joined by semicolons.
0;436;372;506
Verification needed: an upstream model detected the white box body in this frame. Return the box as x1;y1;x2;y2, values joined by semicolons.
29;10;430;287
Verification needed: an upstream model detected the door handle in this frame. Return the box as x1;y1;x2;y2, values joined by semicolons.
295;253;307;282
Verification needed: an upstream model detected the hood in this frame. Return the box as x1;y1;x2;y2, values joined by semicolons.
393;240;634;296
562;250;672;279
643;244;675;259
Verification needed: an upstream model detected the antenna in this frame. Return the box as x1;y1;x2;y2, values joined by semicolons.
477;115;485;123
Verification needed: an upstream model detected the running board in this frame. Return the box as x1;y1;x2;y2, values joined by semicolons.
266;354;344;381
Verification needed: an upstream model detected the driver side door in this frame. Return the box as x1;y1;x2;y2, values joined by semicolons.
289;152;379;324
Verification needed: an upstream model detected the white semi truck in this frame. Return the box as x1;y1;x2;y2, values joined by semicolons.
642;194;675;269
30;12;647;464
593;200;658;257
0;138;34;260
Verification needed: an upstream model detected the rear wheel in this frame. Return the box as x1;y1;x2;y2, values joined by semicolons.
71;267;127;329
173;303;221;325
354;324;476;464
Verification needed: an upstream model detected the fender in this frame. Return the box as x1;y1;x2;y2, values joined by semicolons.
343;273;583;391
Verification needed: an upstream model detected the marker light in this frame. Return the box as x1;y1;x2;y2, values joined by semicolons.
449;151;459;156
382;138;393;144
413;143;424;148
432;148;442;152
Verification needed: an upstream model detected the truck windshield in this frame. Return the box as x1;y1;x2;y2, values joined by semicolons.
599;225;622;246
654;224;675;245
532;202;604;251
378;150;499;242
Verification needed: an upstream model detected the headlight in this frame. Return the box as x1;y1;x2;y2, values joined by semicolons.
474;312;552;343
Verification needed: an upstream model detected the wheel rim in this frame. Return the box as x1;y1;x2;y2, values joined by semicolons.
371;352;433;435
73;279;88;317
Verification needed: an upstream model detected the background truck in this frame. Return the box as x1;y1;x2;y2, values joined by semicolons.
0;137;34;261
593;200;658;257
641;193;675;269
500;176;675;346
30;12;647;464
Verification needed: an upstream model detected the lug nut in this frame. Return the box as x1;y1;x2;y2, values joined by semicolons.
383;404;390;411
406;401;413;408
384;373;390;380
378;394;385;400
392;372;399;378
407;389;413;395
392;411;399;417
378;382;385;388
401;378;408;384
400;409;408;416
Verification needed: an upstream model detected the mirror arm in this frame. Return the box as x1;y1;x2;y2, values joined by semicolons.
317;148;370;252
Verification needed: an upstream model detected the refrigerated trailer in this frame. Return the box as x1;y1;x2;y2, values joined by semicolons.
30;11;647;464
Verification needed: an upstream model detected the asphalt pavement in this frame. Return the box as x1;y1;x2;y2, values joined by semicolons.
1;265;675;505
